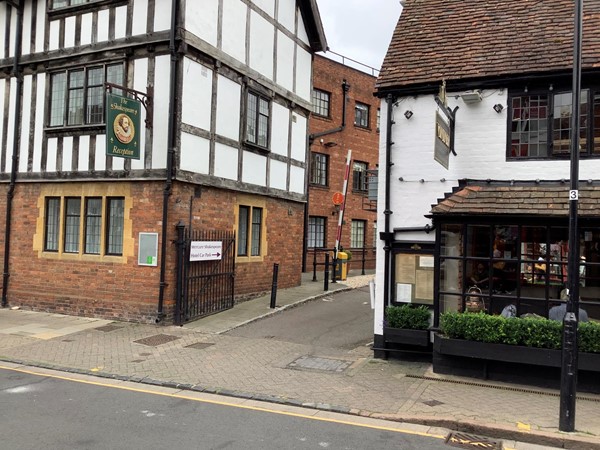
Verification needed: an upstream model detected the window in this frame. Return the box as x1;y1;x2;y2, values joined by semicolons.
238;205;263;257
509;88;600;158
308;217;326;248
351;220;366;249
246;92;270;148
310;153;328;186
49;63;124;127
354;102;369;128
352;161;368;192
43;196;125;256
51;0;98;9
44;198;60;252
311;89;330;117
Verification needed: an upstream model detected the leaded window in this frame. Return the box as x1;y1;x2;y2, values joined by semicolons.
351;220;366;249
49;63;124;127
312;89;330;117
246;92;270;148
308;217;326;248
310;153;328;186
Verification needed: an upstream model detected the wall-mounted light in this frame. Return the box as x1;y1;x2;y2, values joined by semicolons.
404;110;413;120
460;90;482;103
493;104;504;113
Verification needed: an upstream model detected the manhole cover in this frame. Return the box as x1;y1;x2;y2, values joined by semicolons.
445;432;501;449
287;355;352;373
95;324;122;332
423;399;444;407
133;334;180;346
185;342;215;350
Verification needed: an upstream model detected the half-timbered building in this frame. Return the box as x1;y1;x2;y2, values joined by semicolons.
0;0;326;323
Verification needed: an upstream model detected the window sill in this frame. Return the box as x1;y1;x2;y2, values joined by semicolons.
45;124;105;137
236;255;265;263
48;0;128;18
354;124;371;131
243;141;270;154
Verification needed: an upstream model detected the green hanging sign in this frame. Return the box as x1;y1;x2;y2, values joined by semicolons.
106;93;141;159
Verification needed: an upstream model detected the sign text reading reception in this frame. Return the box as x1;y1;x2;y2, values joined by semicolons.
106;93;141;160
190;241;223;262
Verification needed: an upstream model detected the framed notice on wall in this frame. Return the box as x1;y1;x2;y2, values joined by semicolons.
394;252;434;305
138;232;158;266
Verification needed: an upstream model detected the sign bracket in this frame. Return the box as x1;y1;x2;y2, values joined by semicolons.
105;82;153;129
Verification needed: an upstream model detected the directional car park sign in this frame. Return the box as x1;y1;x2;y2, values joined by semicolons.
190;241;223;261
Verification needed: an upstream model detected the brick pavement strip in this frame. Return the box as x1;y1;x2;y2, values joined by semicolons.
0;316;599;449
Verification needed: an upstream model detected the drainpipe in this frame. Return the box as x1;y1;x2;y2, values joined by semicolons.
381;94;395;307
157;0;179;322
303;80;350;272
2;3;23;308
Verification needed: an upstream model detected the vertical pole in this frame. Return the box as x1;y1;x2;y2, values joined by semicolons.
270;263;279;309
324;253;330;292
174;221;186;325
312;248;317;282
560;0;583;433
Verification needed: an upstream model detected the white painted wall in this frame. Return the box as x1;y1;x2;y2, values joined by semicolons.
0;80;5;170
295;47;312;101
94;135;106;171
97;9;109;42
289;165;305;194
78;135;90;171
269;159;287;190
49;20;59;51
214;143;239;180
47;138;57;172
290;113;307;161
222;0;247;63
180;133;210;174
215;75;241;141
249;11;274;80
151;55;171;170
242;151;267;186
297;9;309;46
154;0;172;32
21;2;32;55
278;0;296;33
63;136;73;171
81;13;93;46
185;0;218;47
276;31;294;92
18;75;32;173
115;6;128;40
253;0;275;18
182;59;213;132
132;0;149;36
33;75;44;172
65;16;76;48
270;102;289;157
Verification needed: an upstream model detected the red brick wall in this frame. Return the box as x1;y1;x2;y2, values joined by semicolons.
308;55;379;270
1;181;303;323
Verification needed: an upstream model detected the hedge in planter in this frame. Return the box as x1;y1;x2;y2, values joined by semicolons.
439;312;600;353
385;304;430;330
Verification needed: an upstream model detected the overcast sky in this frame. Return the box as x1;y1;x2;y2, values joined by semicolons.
315;0;403;74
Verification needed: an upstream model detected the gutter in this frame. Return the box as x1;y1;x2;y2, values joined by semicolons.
380;94;395;307
157;0;180;323
2;3;23;308
308;79;350;144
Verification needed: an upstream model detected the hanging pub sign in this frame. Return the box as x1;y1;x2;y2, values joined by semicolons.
434;111;451;169
106;93;141;159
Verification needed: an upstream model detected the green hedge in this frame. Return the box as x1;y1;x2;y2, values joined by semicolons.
385;304;430;330
439;312;600;353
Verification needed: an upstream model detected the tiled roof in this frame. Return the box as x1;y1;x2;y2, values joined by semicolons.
377;0;600;92
431;183;600;217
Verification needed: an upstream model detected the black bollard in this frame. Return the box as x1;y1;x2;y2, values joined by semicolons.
559;312;579;431
324;254;329;292
270;263;279;309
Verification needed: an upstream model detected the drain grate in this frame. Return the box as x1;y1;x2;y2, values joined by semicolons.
422;399;444;407
185;342;215;350
95;324;122;332
445;432;501;449
133;334;180;346
287;355;352;373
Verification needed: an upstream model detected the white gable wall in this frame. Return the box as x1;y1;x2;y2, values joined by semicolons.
182;59;213;132
249;11;274;80
222;0;247;63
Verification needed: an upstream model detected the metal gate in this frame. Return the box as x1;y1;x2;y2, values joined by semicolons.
174;223;235;325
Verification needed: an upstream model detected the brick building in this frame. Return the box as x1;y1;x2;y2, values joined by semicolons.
0;1;325;324
306;55;379;275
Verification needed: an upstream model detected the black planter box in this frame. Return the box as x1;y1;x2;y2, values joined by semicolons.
384;327;430;347
433;334;600;393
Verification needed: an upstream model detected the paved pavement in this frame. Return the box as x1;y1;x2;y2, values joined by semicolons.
1;270;600;450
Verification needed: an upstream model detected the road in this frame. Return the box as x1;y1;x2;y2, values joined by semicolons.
0;366;451;450
226;285;374;354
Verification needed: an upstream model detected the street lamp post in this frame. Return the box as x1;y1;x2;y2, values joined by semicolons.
559;0;584;433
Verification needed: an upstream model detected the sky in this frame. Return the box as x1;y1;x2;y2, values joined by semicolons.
315;0;403;74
